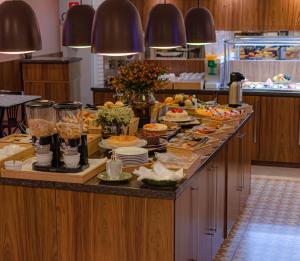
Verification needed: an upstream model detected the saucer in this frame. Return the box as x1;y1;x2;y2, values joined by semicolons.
97;171;133;183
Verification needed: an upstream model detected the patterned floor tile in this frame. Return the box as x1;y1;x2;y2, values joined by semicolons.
214;166;300;261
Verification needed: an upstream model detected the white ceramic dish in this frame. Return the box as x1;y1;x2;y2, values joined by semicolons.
160;116;195;123
4;160;22;170
115;147;148;156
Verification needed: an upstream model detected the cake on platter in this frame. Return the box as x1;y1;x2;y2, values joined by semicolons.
164;108;191;122
143;123;168;133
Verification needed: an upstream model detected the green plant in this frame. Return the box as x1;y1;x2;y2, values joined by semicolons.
95;106;134;127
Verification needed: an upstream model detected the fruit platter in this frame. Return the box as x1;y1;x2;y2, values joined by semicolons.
164;94;198;109
272;73;291;84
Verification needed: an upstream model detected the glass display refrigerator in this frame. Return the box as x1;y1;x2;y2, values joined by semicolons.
224;36;300;90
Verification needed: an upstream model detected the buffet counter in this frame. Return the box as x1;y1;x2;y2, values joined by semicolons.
93;87;300;166
92;86;300;100
0;114;252;261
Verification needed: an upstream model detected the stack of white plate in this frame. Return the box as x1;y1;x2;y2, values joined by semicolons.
115;147;149;167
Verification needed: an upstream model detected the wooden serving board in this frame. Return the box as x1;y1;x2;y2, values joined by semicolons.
0;143;34;168
1;158;107;184
0;134;32;144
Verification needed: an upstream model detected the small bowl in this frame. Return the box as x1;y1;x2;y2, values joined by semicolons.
64;153;80;169
36;151;53;166
4;160;22;170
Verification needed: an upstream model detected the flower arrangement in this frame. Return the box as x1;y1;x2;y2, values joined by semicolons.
107;61;169;94
95;106;134;127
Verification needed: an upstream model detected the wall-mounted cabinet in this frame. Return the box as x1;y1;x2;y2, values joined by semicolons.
22;57;81;103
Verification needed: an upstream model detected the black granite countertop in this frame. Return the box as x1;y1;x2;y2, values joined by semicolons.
21;56;82;64
0;114;252;200
91;86;300;97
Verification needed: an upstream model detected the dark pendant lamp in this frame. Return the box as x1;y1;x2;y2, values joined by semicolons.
63;4;95;48
185;2;216;46
0;0;42;54
145;1;186;49
91;0;144;56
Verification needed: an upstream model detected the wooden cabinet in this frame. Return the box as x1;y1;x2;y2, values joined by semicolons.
227;125;251;235
243;96;260;161
259;96;300;163
22;58;81;103
175;147;226;261
293;99;300;163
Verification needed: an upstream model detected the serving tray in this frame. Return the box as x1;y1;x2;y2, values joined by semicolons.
1;158;106;184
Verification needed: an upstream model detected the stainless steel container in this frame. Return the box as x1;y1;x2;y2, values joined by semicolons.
228;72;245;107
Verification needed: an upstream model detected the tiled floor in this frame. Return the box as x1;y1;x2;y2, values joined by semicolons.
215;165;300;261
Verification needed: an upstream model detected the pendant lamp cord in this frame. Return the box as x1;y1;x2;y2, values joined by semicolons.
198;0;200;8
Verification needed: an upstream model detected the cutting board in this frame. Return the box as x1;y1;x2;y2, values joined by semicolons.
1;158;107;184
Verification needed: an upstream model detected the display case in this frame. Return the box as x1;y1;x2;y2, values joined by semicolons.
224;36;300;86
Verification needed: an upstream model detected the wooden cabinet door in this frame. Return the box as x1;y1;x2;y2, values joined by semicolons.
239;127;252;210
24;82;46;98
243;95;260;161
46;83;69;103
175;175;199;261
293;99;300;163
197;165;212;261
226;135;241;234
260;97;299;163
211;148;226;259
217;94;228;105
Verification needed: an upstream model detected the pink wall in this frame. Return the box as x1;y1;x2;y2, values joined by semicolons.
0;0;60;62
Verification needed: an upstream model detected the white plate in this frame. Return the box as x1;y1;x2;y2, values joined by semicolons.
99;139;147;150
160;116;195;123
115;147;148;156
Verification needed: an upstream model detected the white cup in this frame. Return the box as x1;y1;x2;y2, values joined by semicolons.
36;151;53;166
64;153;80;169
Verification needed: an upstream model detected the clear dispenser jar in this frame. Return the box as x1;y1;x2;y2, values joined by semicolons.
53;102;83;150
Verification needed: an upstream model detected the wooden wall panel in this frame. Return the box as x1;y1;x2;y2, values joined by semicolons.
0;60;22;91
0;185;57;261
146;59;205;74
56;191;174;261
131;0;300;31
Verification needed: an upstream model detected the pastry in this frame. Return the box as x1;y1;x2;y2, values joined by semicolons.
106;135;140;147
165;108;190;121
143;123;168;132
164;97;174;105
115;101;124;107
104;101;114;109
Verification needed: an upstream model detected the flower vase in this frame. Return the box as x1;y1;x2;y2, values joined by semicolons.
102;124;125;138
130;92;156;127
